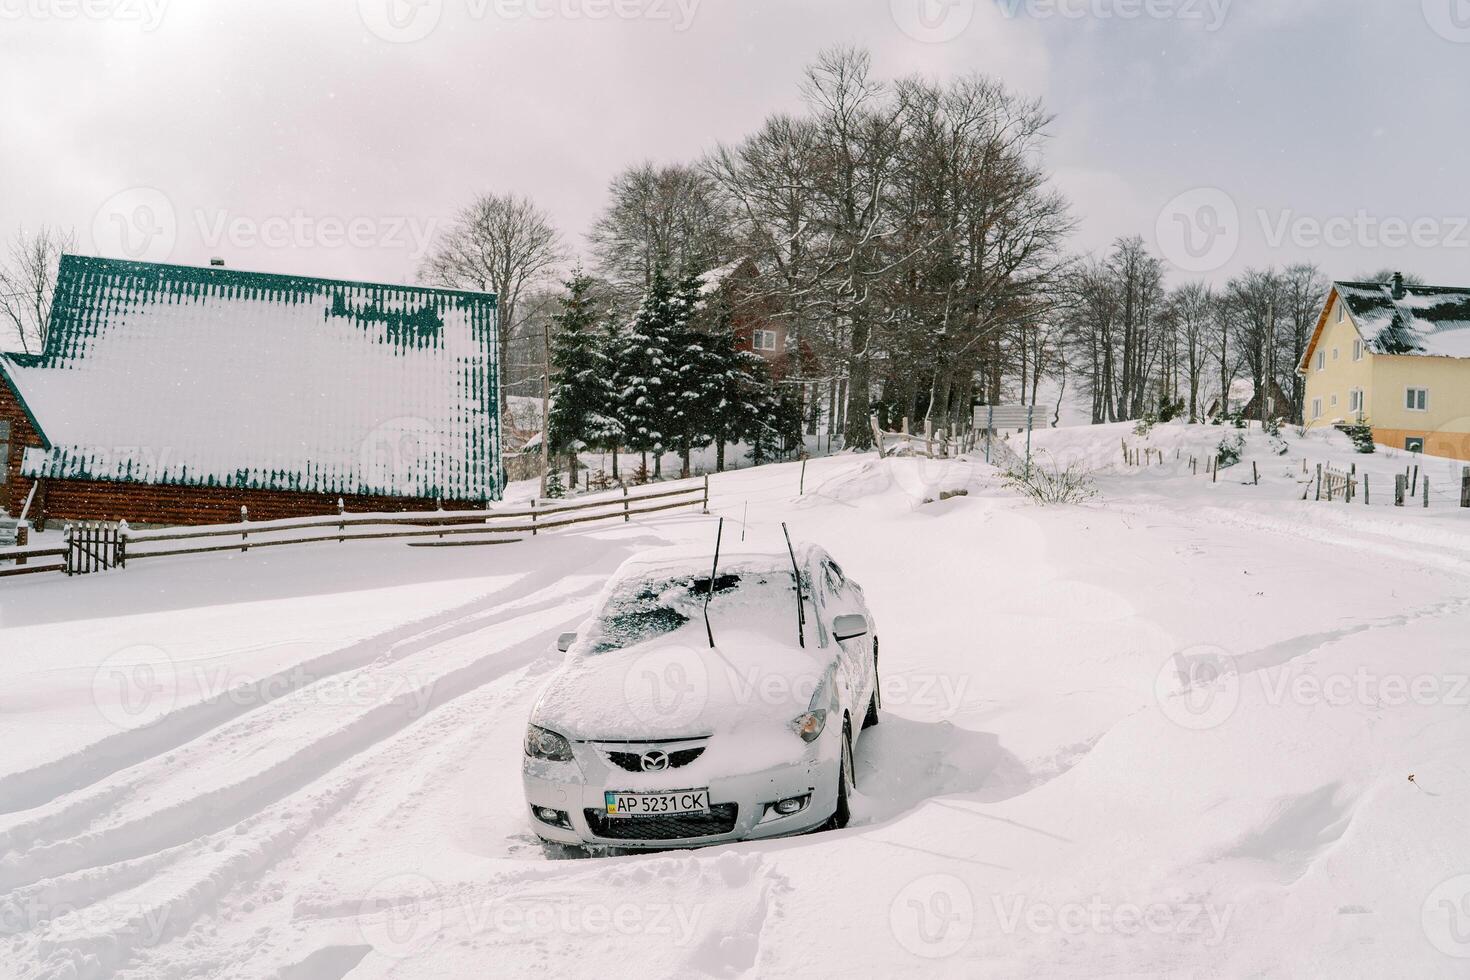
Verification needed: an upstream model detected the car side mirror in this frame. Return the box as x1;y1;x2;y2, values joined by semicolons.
831;614;868;643
556;632;578;653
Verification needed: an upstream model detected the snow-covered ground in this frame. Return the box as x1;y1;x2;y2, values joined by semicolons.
3;422;1470;978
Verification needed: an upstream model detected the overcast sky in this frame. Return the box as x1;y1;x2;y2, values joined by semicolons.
3;0;1468;290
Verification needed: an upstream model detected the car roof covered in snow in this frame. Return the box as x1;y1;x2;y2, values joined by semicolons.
1333;280;1470;358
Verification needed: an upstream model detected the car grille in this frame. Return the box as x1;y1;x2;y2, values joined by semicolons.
603;747;706;773
584;804;739;841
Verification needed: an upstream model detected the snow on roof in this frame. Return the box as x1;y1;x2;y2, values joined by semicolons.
697;259;748;297
1;255;502;500
1335;280;1470;358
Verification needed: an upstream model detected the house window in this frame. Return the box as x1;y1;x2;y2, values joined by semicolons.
752;329;779;352
1330;394;1338;408
1406;387;1429;412
1352;339;1363;361
1406;437;1425;453
1348;389;1364;415
1311;398;1322;420
1337;302;1345;323
1332;347;1339;360
1316;352;1325;372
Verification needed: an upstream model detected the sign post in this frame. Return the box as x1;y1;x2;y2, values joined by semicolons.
975;404;1039;477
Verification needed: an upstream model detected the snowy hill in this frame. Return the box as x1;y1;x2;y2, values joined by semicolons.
2;425;1469;977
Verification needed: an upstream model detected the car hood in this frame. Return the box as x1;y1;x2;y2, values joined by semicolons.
532;629;836;742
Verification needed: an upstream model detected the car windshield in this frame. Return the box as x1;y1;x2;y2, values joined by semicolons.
586;563;805;654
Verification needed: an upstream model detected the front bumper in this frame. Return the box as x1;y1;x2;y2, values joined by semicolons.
523;736;837;848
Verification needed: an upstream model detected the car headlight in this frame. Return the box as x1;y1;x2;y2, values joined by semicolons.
791;709;827;743
524;724;573;761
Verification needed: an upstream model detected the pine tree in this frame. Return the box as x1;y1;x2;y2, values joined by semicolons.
547;270;613;485
611;267;679;476
664;271;720;478
700;296;773;472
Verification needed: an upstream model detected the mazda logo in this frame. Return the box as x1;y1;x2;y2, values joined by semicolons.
639;751;670;772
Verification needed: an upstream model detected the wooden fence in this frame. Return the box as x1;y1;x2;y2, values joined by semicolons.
870;417;978;460
0;479;709;580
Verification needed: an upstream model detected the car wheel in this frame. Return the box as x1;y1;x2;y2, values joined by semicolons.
862;640;881;729
826;723;854;830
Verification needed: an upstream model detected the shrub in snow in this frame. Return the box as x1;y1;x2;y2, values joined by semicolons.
543;470;567;499
1157;397;1186;423
1004;453;1097;505
1133;417;1155;438
1216;432;1245;469
1335;423;1376;454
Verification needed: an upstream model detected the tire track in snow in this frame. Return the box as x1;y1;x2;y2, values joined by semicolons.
0;586;597;894
0;563;590;821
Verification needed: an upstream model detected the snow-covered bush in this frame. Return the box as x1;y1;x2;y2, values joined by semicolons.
1133;417;1155;438
1336;422;1376;454
1004;453;1097;505
1216;432;1245;468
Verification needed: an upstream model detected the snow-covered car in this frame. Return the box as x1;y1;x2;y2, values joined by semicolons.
523;541;880;848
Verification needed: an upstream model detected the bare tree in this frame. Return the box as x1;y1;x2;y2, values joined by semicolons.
420;193;565;412
588;162;732;306
0;226;76;354
1164;282;1216;421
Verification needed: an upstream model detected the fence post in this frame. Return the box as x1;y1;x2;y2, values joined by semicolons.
64;523;73;576
338;498;346;543
1412;465;1420;497
870;416;884;458
1364;475;1370;506
623;485;630;523
531;498;538;536
924;419;933;457
799;458;807;495
1462;467;1470;508
15;524;25;566
240;506;249;553
703;474;710;514
1315;465;1322;501
1425;476;1430;509
1395;474;1405;507
1252;461;1259;486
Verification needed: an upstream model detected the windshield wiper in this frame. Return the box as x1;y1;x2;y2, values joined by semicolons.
703;517;724;649
782;522;805;648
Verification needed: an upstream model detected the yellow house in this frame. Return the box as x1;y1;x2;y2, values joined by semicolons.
1299;274;1470;459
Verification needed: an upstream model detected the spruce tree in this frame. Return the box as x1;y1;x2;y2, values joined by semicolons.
612;267;678;476
547;270;612;484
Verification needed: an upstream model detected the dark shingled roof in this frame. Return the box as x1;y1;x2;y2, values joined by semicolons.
1334;280;1470;358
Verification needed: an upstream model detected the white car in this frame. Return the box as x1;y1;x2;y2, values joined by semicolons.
522;541;880;849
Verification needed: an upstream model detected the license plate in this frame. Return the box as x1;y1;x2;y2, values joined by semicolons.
604;789;710;817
